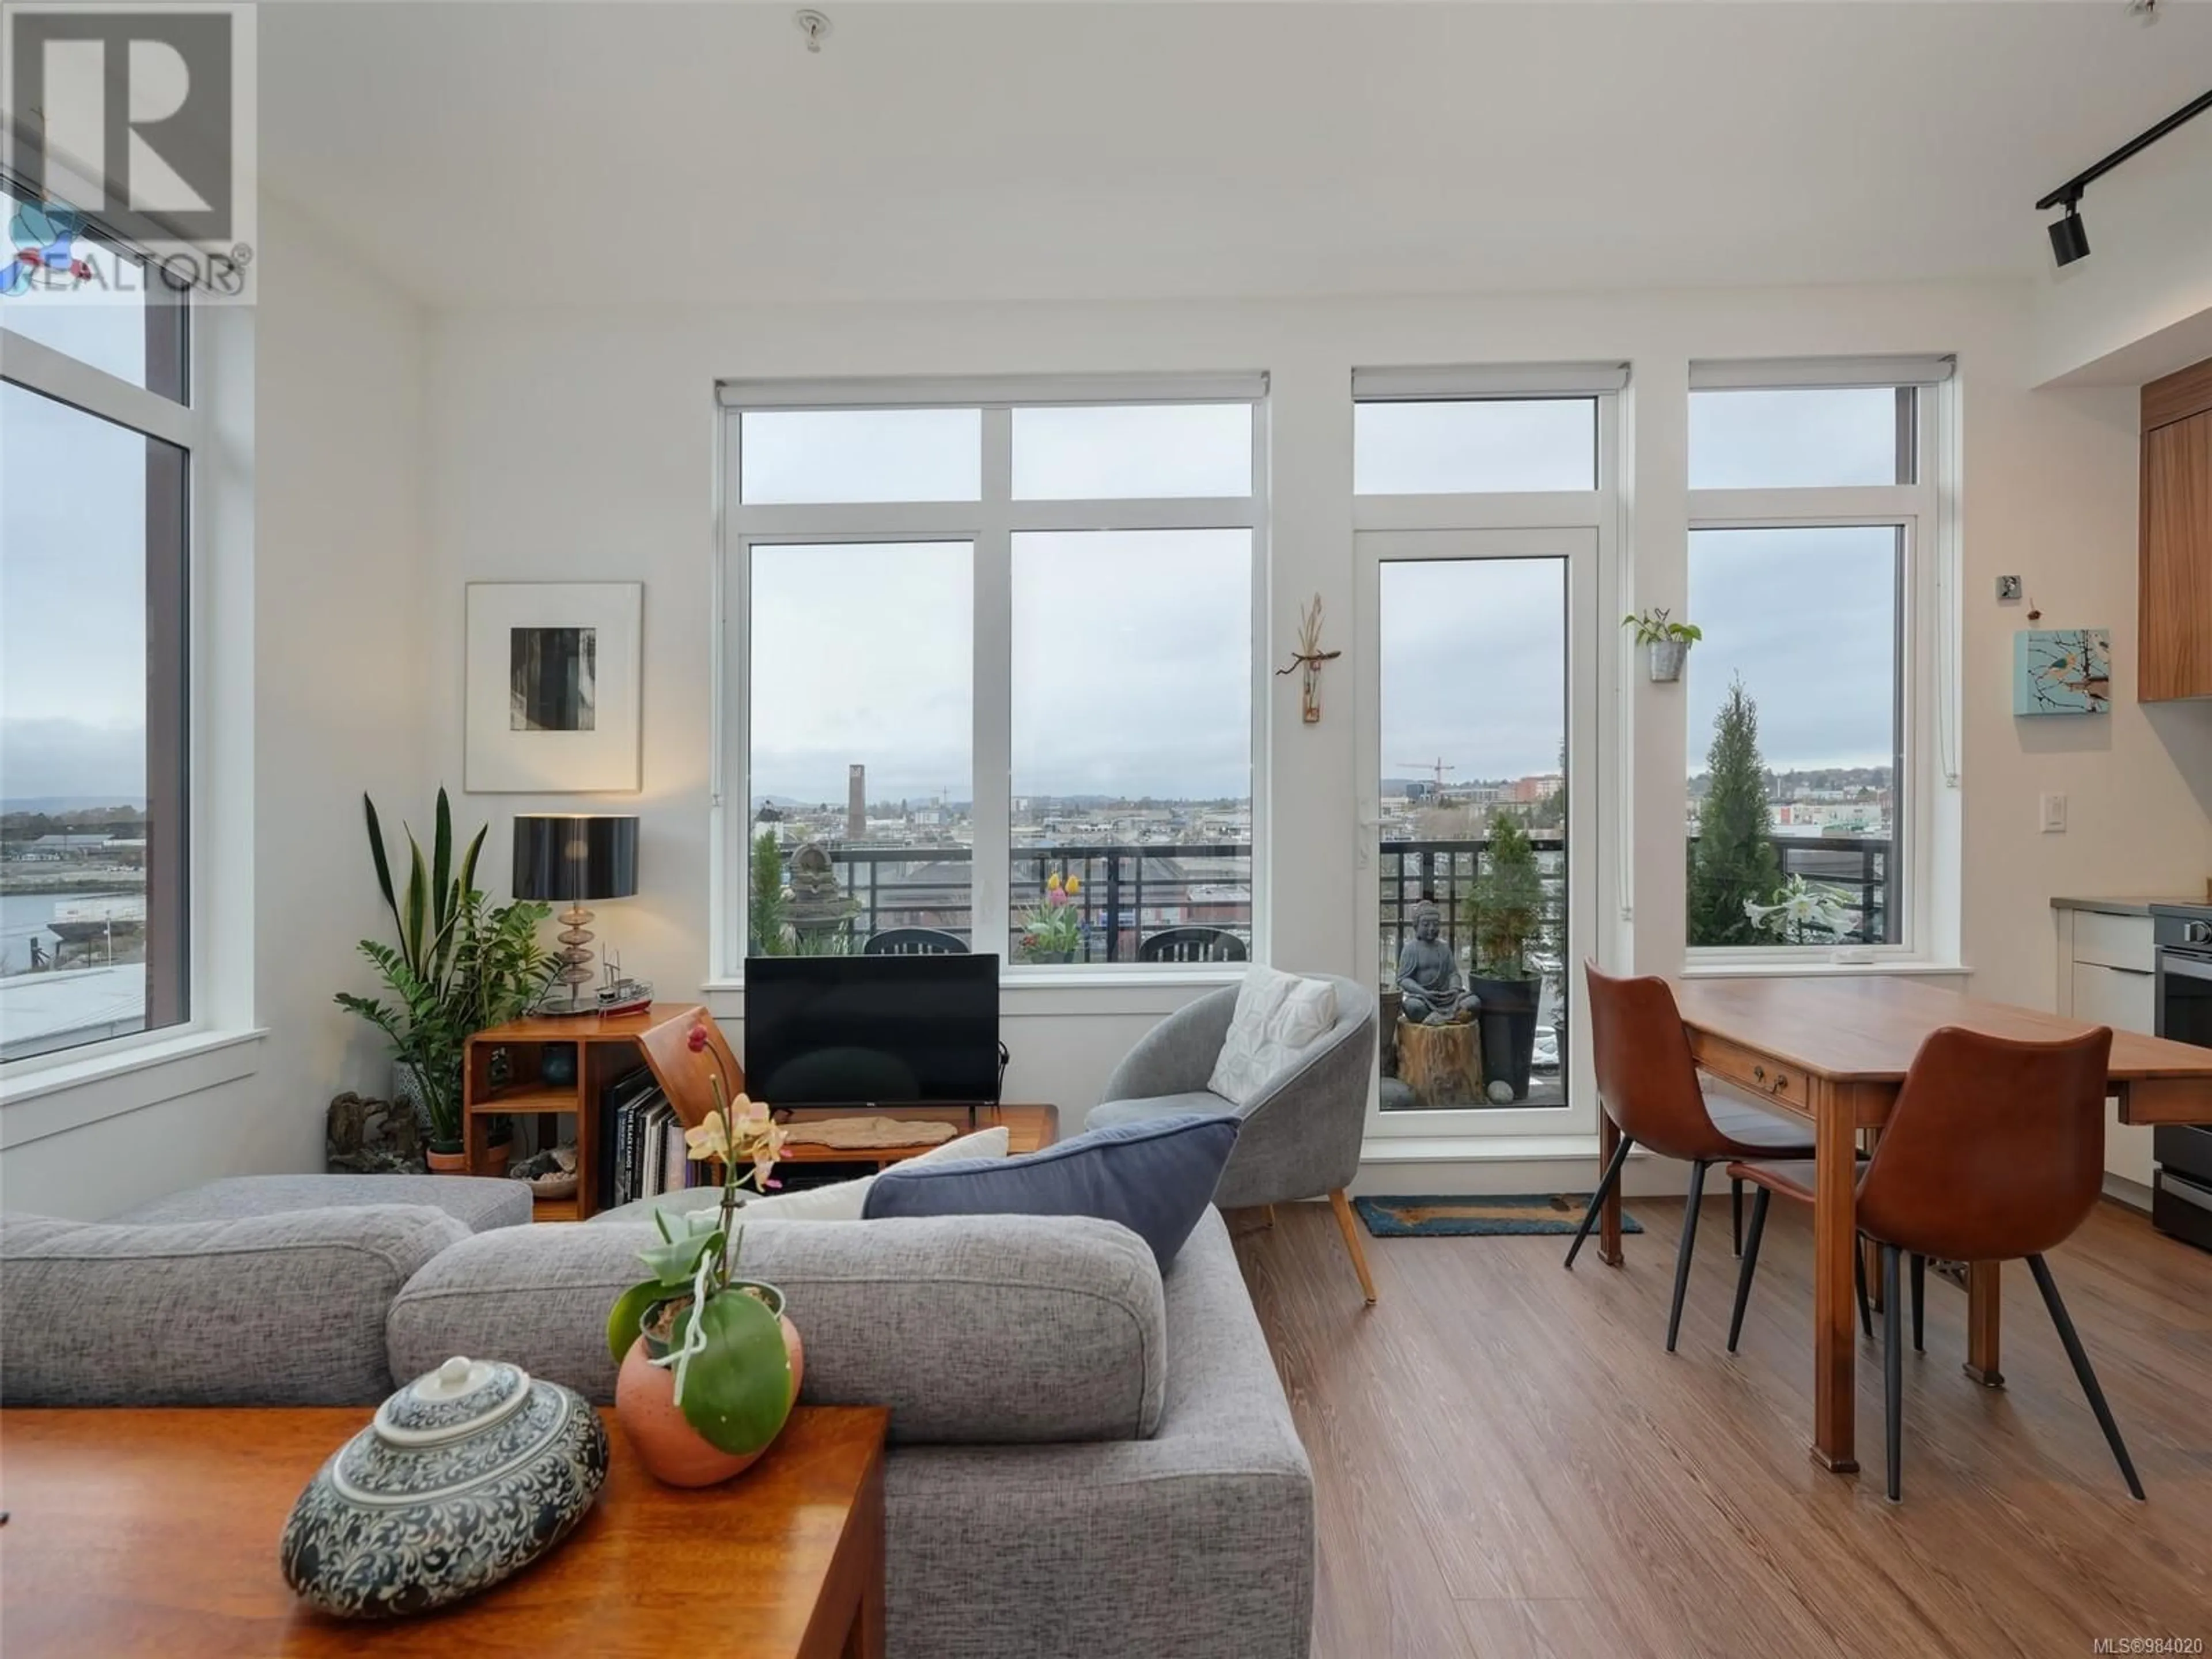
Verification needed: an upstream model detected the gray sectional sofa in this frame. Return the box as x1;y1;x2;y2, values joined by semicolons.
1;1175;1314;1659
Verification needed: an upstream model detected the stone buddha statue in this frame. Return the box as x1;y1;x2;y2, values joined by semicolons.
1396;902;1475;1024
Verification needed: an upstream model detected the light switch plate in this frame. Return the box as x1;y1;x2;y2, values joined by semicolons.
2040;792;2068;833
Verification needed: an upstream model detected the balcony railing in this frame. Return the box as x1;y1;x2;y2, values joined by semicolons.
759;832;1896;961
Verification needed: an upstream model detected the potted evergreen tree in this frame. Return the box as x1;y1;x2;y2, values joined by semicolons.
1469;810;1545;1100
1688;677;1782;948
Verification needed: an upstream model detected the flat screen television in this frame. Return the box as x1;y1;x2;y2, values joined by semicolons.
744;953;1001;1107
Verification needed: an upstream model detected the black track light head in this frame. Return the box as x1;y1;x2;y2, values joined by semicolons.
2048;202;2090;267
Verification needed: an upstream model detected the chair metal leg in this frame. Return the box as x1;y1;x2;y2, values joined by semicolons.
1565;1132;1635;1270
1855;1240;1874;1339
1910;1252;1925;1353
1666;1160;1709;1353
1328;1189;1378;1306
1726;1185;1771;1353
1883;1244;1904;1502
1731;1177;1744;1257
2025;1254;2145;1499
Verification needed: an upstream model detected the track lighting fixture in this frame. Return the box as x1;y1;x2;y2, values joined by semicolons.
2047;199;2090;268
2036;88;2210;268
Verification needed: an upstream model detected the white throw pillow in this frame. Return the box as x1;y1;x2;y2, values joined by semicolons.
1206;968;1340;1109
736;1123;1013;1222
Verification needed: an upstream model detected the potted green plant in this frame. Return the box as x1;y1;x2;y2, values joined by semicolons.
335;790;560;1173
1469;811;1546;1100
1623;607;1703;683
606;1018;801;1487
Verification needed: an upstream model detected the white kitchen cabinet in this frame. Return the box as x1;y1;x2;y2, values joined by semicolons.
2069;959;2158;1188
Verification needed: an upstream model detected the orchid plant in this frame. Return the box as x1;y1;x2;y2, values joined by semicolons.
1017;870;1085;961
604;1016;797;1457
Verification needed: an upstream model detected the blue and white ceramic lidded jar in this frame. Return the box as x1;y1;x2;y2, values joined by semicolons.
281;1355;609;1619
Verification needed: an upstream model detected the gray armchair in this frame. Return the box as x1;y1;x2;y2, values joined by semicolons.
1086;975;1380;1303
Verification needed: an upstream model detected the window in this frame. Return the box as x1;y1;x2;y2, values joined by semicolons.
1;204;194;1062
1684;359;1950;959
1354;399;1596;494
721;381;1262;973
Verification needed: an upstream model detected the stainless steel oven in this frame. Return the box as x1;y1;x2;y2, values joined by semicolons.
2153;906;2212;1251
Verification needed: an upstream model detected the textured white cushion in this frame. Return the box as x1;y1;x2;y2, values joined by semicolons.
737;1123;1013;1221
1206;968;1340;1109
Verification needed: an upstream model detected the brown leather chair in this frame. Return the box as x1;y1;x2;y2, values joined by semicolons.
1726;1025;2142;1503
1566;964;1817;1352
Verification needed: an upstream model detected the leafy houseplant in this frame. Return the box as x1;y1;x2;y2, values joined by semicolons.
1469;812;1547;1100
334;790;560;1168
607;1019;802;1487
1017;870;1085;964
1623;607;1703;683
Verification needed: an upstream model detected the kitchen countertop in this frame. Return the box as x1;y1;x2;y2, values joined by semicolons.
2051;895;2207;918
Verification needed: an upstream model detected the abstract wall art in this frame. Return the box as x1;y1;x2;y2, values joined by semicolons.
466;582;643;790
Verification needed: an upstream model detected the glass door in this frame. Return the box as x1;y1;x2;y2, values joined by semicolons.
1357;527;1599;1138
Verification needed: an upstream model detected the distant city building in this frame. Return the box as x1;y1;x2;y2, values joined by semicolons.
847;764;866;843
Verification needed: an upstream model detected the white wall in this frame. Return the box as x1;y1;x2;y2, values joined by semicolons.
0;198;432;1217
421;281;2212;1130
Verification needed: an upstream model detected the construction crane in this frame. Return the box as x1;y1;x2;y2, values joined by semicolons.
1393;758;1457;793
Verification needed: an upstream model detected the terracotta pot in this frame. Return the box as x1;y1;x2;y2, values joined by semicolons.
425;1147;468;1175
615;1289;804;1488
474;1139;514;1179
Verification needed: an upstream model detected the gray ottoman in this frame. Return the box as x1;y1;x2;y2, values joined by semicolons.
116;1173;532;1234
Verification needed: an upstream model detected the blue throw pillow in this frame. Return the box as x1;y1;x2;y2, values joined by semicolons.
861;1114;1240;1269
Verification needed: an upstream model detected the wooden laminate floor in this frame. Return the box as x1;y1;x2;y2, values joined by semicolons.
1234;1194;2212;1659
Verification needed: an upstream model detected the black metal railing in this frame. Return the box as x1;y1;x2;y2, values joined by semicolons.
760;831;1895;963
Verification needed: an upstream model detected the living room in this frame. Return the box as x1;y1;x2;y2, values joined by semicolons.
5;3;2212;1655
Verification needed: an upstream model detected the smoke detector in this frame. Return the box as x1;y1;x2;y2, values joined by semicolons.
794;9;832;52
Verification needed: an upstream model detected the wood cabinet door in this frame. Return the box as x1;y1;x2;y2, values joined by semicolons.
2141;406;2212;702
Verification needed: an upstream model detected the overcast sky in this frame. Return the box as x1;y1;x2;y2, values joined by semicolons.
3;362;1903;810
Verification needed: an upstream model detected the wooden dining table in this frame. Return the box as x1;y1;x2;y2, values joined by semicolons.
1592;975;2212;1476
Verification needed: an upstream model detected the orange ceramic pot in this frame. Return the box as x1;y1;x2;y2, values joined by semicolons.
474;1139;514;1178
425;1147;468;1175
614;1288;804;1488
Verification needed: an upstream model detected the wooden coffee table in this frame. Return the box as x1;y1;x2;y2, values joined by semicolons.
0;1403;888;1658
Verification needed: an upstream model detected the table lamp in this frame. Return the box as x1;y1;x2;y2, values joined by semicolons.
513;814;639;1017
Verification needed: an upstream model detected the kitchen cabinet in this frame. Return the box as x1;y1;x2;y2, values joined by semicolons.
2054;906;2158;1194
2140;357;2212;702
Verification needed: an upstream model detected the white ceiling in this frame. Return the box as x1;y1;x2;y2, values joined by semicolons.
257;1;2212;308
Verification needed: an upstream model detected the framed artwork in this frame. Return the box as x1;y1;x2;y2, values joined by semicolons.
2013;627;2111;717
466;582;643;790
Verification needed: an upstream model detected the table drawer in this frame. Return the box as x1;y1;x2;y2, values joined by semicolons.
1690;1032;1810;1118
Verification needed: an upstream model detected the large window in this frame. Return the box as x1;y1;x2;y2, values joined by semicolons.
1;200;193;1062
721;381;1262;973
1685;362;1948;959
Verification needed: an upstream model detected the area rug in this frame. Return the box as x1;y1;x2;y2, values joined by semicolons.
1352;1194;1645;1237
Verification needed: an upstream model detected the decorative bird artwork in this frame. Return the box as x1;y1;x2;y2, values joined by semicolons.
1275;593;1343;724
2013;627;2111;716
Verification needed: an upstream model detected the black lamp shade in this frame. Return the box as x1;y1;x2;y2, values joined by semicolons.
513;815;638;903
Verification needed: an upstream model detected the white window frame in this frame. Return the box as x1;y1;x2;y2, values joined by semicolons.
1683;362;1957;969
1;261;262;1109
711;374;1270;986
1350;368;1624;1145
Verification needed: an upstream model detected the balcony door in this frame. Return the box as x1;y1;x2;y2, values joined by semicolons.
1356;527;1599;1139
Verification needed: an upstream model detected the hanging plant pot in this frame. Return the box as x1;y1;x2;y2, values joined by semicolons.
1647;639;1689;683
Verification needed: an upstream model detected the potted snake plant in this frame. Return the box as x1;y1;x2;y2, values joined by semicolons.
335;790;560;1173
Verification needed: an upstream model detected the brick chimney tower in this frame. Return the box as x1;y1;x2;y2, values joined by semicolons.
847;764;866;842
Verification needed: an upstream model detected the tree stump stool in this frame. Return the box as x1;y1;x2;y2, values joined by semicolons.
1396;1016;1482;1108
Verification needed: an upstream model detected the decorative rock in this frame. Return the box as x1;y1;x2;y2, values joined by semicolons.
1486;1079;1516;1105
280;1356;607;1619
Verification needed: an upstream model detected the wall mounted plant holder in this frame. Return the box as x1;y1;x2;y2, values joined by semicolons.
1622;608;1700;684
2013;627;2111;715
1275;593;1342;724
